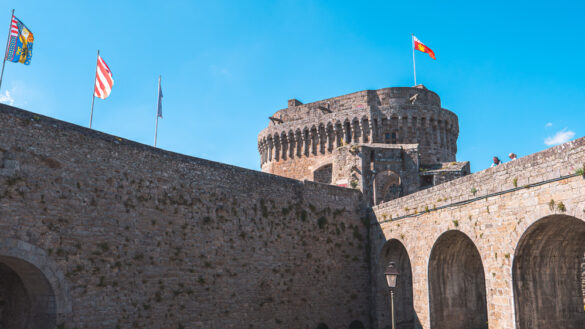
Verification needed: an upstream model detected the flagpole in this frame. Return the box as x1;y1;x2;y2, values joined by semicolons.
411;33;417;86
89;50;99;128
154;75;160;147
0;9;15;92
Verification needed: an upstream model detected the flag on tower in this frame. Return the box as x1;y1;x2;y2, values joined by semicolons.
5;14;34;65
94;55;114;99
413;36;436;60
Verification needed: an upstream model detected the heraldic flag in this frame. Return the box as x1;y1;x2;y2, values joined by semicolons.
94;55;114;99
6;15;34;65
413;36;435;60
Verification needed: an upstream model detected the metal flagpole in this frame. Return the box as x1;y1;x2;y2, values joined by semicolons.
0;9;15;92
89;50;99;128
411;33;417;86
154;75;160;147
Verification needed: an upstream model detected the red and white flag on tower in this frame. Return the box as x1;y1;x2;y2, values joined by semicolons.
94;55;114;99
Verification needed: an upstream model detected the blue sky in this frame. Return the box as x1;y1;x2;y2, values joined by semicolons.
1;1;584;172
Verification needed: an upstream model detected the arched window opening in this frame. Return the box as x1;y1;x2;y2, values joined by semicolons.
349;320;365;329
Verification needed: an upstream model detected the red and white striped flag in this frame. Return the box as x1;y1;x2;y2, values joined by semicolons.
94;55;114;99
9;15;18;37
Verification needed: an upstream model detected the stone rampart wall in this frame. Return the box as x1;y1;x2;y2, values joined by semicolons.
0;104;371;329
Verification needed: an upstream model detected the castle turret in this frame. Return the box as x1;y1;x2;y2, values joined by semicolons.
257;86;469;204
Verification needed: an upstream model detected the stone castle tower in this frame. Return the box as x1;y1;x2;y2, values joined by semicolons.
258;85;470;205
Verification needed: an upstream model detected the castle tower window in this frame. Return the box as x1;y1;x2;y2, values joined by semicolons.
421;175;433;188
313;164;333;184
385;133;391;144
391;132;397;144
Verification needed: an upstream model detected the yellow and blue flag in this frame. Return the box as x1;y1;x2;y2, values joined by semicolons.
6;15;33;65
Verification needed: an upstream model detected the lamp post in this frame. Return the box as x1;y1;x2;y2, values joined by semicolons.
385;261;400;329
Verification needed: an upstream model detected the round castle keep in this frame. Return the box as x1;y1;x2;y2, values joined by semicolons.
258;86;459;181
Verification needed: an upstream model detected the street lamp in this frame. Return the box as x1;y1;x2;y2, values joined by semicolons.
385;261;400;329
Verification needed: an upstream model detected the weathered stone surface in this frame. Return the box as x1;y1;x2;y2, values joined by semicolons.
258;86;468;207
258;86;459;175
372;137;585;329
0;104;370;329
1;84;584;329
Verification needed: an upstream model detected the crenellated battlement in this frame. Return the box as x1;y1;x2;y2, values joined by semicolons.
257;86;464;202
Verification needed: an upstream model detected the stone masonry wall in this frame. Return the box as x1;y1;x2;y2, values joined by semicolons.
0;104;371;329
371;136;585;329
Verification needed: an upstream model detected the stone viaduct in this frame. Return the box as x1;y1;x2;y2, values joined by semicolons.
371;137;585;329
0;84;584;329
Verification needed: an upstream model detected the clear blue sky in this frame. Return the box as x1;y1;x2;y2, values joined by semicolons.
1;1;584;172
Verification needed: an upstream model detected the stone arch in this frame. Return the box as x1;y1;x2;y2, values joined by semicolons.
302;128;310;156
376;239;417;329
334;121;343;147
325;122;334;152
0;238;70;329
316;323;329;329
280;131;288;160
273;133;280;161
313;163;333;184
348;320;365;329
318;124;326;154
428;230;488;329
512;215;585;329
360;116;369;143
343;119;351;144
374;170;402;205
287;130;295;159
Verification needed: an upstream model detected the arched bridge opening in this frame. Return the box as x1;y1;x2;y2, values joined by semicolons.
376;239;418;329
428;230;488;329
513;215;585;329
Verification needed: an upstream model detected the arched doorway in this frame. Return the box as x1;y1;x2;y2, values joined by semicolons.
428;230;488;329
374;170;402;205
512;215;585;329
376;239;417;329
348;320;365;329
0;256;56;329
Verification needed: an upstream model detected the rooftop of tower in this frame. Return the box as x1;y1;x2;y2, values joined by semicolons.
266;85;442;127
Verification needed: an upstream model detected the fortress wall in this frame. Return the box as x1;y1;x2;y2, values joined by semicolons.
0;104;370;329
371;137;585;329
